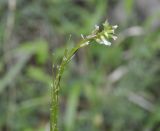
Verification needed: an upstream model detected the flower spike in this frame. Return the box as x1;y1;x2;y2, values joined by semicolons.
84;20;118;46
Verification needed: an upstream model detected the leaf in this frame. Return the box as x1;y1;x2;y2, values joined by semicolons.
17;39;49;64
0;55;31;94
26;66;51;85
64;85;81;131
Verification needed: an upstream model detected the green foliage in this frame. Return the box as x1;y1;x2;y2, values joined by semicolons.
64;84;81;131
0;0;160;131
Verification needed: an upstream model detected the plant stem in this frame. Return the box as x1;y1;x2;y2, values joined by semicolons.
50;39;90;131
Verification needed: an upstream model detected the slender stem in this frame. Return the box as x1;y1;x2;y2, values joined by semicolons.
50;38;91;131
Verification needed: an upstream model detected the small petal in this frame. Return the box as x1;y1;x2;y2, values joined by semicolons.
86;34;96;39
81;34;85;39
80;41;90;47
96;38;103;44
112;35;117;40
100;36;111;46
112;25;118;29
95;25;99;30
85;41;90;45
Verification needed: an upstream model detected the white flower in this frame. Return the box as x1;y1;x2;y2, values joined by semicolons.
85;41;90;45
101;36;111;46
112;35;117;40
95;25;99;30
86;34;96;39
98;36;111;46
112;25;118;29
80;41;90;47
82;20;118;47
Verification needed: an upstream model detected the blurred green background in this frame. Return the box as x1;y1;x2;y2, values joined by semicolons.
0;0;160;131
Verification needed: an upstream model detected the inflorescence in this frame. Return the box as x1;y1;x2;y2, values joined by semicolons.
81;20;118;47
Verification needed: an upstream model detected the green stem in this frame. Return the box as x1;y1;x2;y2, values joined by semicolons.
50;38;91;131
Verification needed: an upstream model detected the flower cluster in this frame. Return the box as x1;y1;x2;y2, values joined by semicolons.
82;20;118;46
